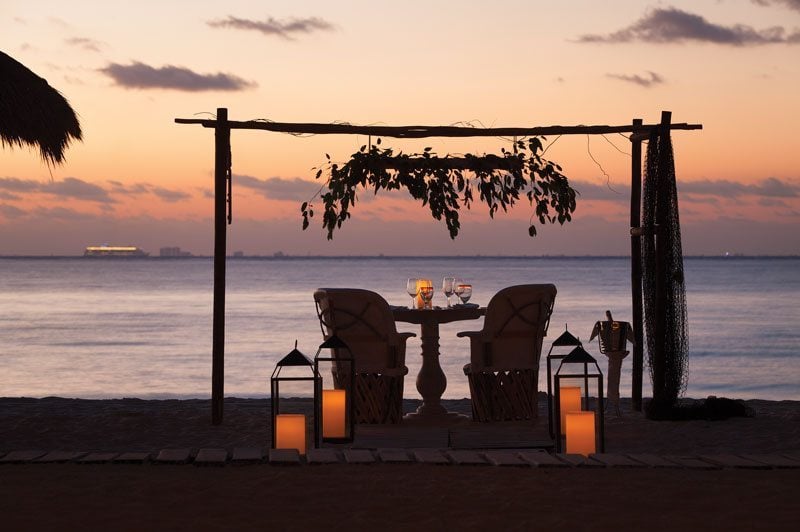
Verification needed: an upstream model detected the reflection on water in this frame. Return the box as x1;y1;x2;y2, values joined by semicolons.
0;257;797;400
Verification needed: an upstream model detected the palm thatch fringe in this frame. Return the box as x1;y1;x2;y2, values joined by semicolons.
0;51;82;164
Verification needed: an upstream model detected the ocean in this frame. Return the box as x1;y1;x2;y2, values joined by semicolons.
1;256;797;401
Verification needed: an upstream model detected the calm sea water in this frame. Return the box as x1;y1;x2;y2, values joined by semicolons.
0;257;797;401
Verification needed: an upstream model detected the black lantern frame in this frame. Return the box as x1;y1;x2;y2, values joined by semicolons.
314;334;356;444
270;342;320;453
553;346;605;453
546;326;583;439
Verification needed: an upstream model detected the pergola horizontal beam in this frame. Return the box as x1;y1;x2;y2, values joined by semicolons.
373;154;523;171
174;117;702;139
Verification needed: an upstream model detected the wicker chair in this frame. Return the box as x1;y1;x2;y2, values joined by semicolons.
457;284;557;422
313;288;414;424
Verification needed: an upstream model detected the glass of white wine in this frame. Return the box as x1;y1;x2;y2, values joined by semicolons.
442;277;456;307
406;278;419;308
454;282;472;305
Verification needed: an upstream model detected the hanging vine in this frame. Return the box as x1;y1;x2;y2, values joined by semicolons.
301;137;577;239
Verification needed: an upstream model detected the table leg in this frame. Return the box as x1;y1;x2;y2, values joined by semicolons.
414;321;448;417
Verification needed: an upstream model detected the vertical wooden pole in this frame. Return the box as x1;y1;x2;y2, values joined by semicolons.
212;107;230;425
630;118;644;411
651;110;672;410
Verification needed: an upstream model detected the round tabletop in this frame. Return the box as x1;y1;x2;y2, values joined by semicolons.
391;305;485;325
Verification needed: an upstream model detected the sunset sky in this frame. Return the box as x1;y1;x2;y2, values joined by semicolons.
2;0;798;256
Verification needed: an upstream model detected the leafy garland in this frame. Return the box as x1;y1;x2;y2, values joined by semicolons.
301;137;577;240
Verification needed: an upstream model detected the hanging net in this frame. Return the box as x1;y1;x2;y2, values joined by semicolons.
641;128;689;417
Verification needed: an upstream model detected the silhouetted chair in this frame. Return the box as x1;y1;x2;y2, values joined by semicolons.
314;288;414;424
457;284;557;422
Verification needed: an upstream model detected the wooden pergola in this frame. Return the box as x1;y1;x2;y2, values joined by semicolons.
175;109;702;425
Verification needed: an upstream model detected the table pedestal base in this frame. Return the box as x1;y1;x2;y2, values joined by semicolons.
403;410;470;426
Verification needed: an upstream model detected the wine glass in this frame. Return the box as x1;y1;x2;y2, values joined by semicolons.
418;279;434;309
455;282;472;305
442;277;456;307
406;278;419;308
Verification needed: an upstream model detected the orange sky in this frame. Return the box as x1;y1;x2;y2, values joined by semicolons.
2;0;799;255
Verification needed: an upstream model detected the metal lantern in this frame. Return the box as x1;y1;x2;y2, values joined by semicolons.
553;345;605;454
314;334;355;444
271;342;320;455
546;325;583;439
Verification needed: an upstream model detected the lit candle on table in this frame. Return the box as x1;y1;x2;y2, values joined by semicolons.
322;389;346;438
417;279;433;309
559;386;582;432
275;414;306;454
565;411;596;455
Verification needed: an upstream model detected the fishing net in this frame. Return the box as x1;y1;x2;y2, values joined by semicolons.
641;129;689;417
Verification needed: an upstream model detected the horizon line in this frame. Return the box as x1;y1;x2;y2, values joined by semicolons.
1;254;797;259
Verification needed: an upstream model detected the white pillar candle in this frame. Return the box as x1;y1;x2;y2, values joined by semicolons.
559;386;582;433
275;414;306;454
566;411;596;456
322;389;347;438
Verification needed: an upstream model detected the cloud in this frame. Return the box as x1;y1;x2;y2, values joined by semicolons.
100;61;257;91
2;176;112;202
235;175;319;201
0;191;21;200
0;204;26;219
207;15;334;39
65;37;105;52
752;0;800;12
680;177;799;198
32;206;98;220
42;177;113;202
577;7;797;45
606;71;664;87
107;181;150;194
0;177;40;192
150;187;191;202
48;17;71;29
758;198;791;207
106;181;191;202
570;180;630;201
569;177;800;204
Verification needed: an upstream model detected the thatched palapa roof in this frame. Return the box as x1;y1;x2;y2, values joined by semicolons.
0;50;82;165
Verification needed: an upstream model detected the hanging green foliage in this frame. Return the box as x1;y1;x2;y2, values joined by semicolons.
301;137;577;240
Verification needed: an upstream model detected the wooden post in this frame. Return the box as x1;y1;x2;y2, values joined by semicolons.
212;108;230;425
630;118;644;411
651;111;672;410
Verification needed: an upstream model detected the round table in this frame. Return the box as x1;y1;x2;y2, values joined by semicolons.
392;306;485;424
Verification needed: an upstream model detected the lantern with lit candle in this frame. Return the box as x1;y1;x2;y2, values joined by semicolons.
271;342;320;455
565;411;596;455
314;334;355;444
546;325;583;439
553;345;605;453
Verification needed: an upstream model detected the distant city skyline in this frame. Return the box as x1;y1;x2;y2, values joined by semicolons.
2;1;798;255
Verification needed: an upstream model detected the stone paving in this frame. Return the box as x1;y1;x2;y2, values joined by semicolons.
2;448;799;469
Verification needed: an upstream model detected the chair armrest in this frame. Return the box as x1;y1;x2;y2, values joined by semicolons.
398;332;417;340
376;366;408;377
456;330;481;339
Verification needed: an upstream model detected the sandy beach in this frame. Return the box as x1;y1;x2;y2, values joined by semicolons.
1;396;799;530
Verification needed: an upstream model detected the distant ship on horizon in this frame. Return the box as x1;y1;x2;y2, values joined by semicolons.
84;245;149;257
